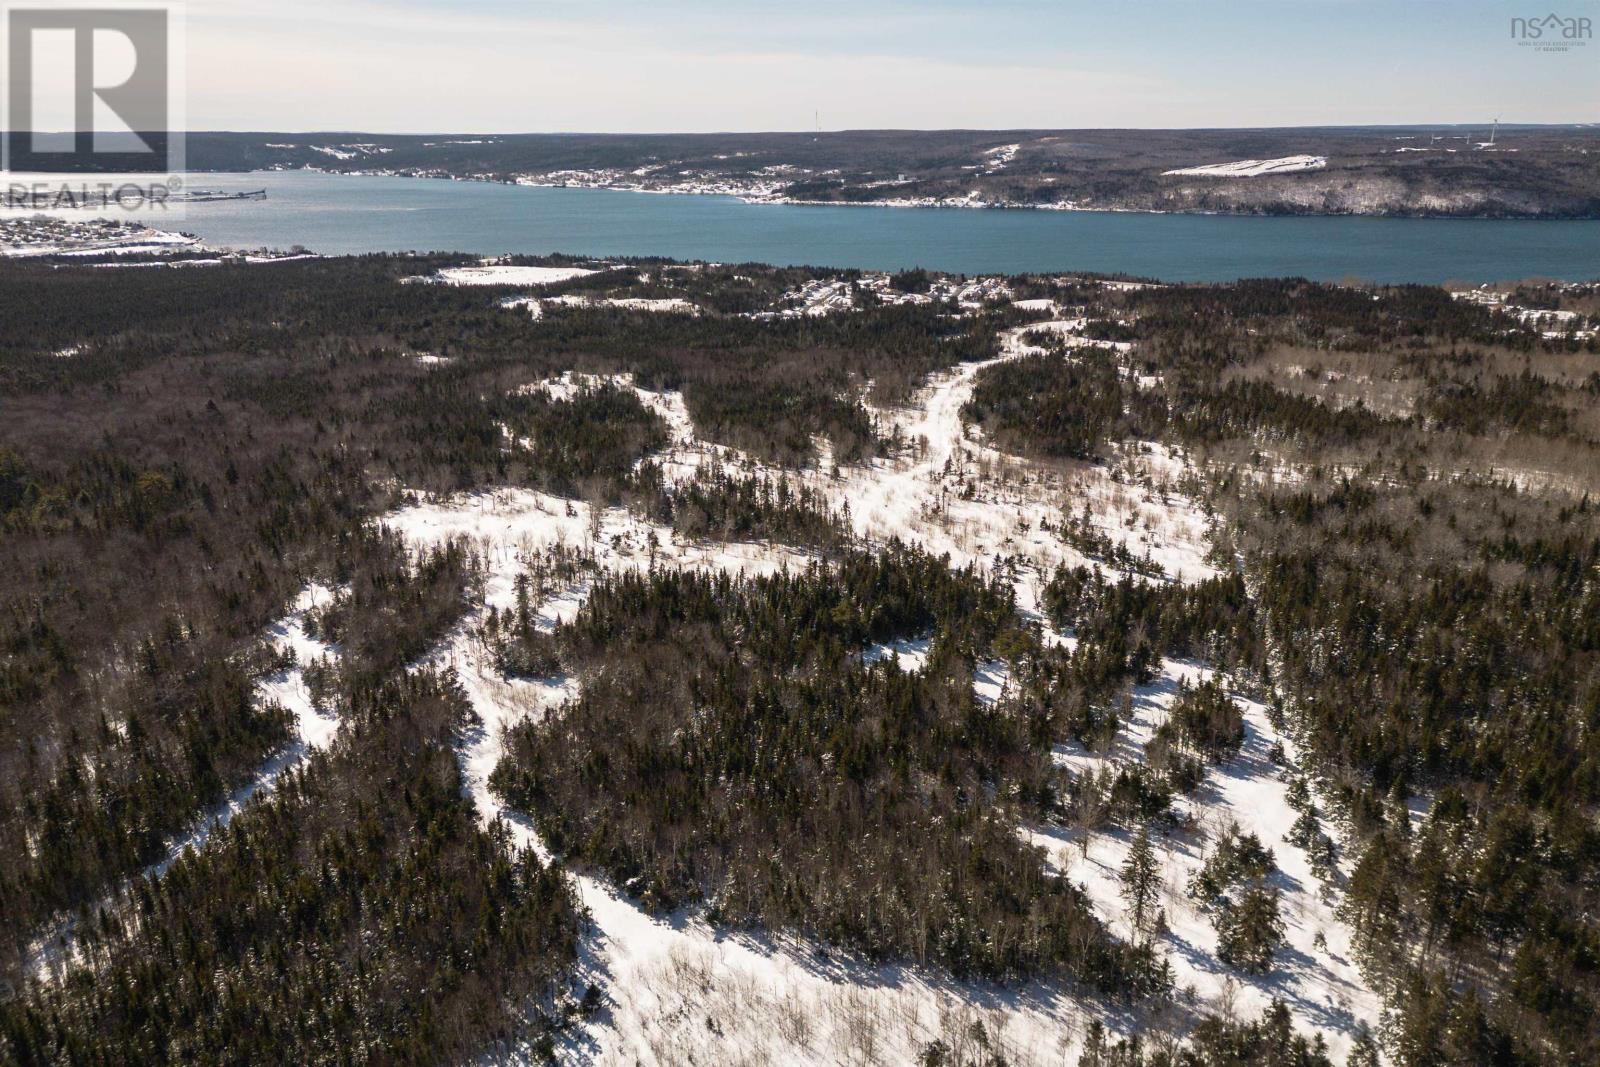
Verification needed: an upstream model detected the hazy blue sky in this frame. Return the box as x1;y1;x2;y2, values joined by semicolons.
187;0;1597;131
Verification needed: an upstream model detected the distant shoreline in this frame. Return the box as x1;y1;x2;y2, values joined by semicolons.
177;126;1600;222
189;164;1600;222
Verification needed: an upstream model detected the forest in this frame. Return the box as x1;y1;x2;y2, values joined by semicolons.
1;251;1597;1064
1103;278;1600;1065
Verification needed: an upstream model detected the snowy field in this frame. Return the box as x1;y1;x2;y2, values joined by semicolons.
420;264;600;286
1162;156;1328;178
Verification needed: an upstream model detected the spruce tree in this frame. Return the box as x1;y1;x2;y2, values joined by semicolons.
1121;823;1161;941
1345;1027;1380;1067
1217;884;1286;974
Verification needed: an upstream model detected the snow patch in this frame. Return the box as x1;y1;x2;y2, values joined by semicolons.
1163;156;1328;178
421;264;599;286
503;294;699;317
863;635;932;672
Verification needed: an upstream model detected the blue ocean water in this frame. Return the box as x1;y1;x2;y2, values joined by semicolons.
140;170;1600;284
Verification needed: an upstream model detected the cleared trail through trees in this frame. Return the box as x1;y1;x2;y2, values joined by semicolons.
25;584;343;984
362;301;1376;1061
378;312;1262;1063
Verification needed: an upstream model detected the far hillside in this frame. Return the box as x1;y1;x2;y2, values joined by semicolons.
185;125;1600;218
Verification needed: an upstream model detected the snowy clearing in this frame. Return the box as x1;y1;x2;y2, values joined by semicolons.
420;264;600;286
1163;155;1328;178
503;294;699;318
984;143;1022;171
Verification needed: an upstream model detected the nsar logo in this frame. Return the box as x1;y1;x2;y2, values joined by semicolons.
1511;12;1592;51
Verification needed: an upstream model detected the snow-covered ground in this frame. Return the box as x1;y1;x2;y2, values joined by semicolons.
369;295;1382;1062
863;635;932;672
1162;155;1328;178
984;143;1022;171
504;294;698;318
1030;658;1383;1061
505;318;1209;621
795;319;1214;616
754;272;1009;318
384;494;1101;1066
419;264;600;286
1011;297;1057;312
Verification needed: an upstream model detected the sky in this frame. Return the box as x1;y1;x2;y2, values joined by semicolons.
184;0;1599;132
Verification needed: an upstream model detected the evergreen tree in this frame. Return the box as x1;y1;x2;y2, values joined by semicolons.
1217;885;1286;974
1121;823;1161;942
1345;1027;1380;1067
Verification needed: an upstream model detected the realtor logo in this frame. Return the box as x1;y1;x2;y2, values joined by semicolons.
1511;12;1592;50
3;5;183;173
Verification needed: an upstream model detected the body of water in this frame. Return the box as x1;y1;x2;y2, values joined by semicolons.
128;170;1600;283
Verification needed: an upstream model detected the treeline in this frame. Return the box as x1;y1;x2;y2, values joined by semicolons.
1417;368;1577;439
962;345;1127;460
529;258;815;316
492;381;668;497
627;463;850;549
1044;566;1258;684
1126;279;1514;353
1240;478;1600;1063
1100;277;1596;462
490;545;1166;993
